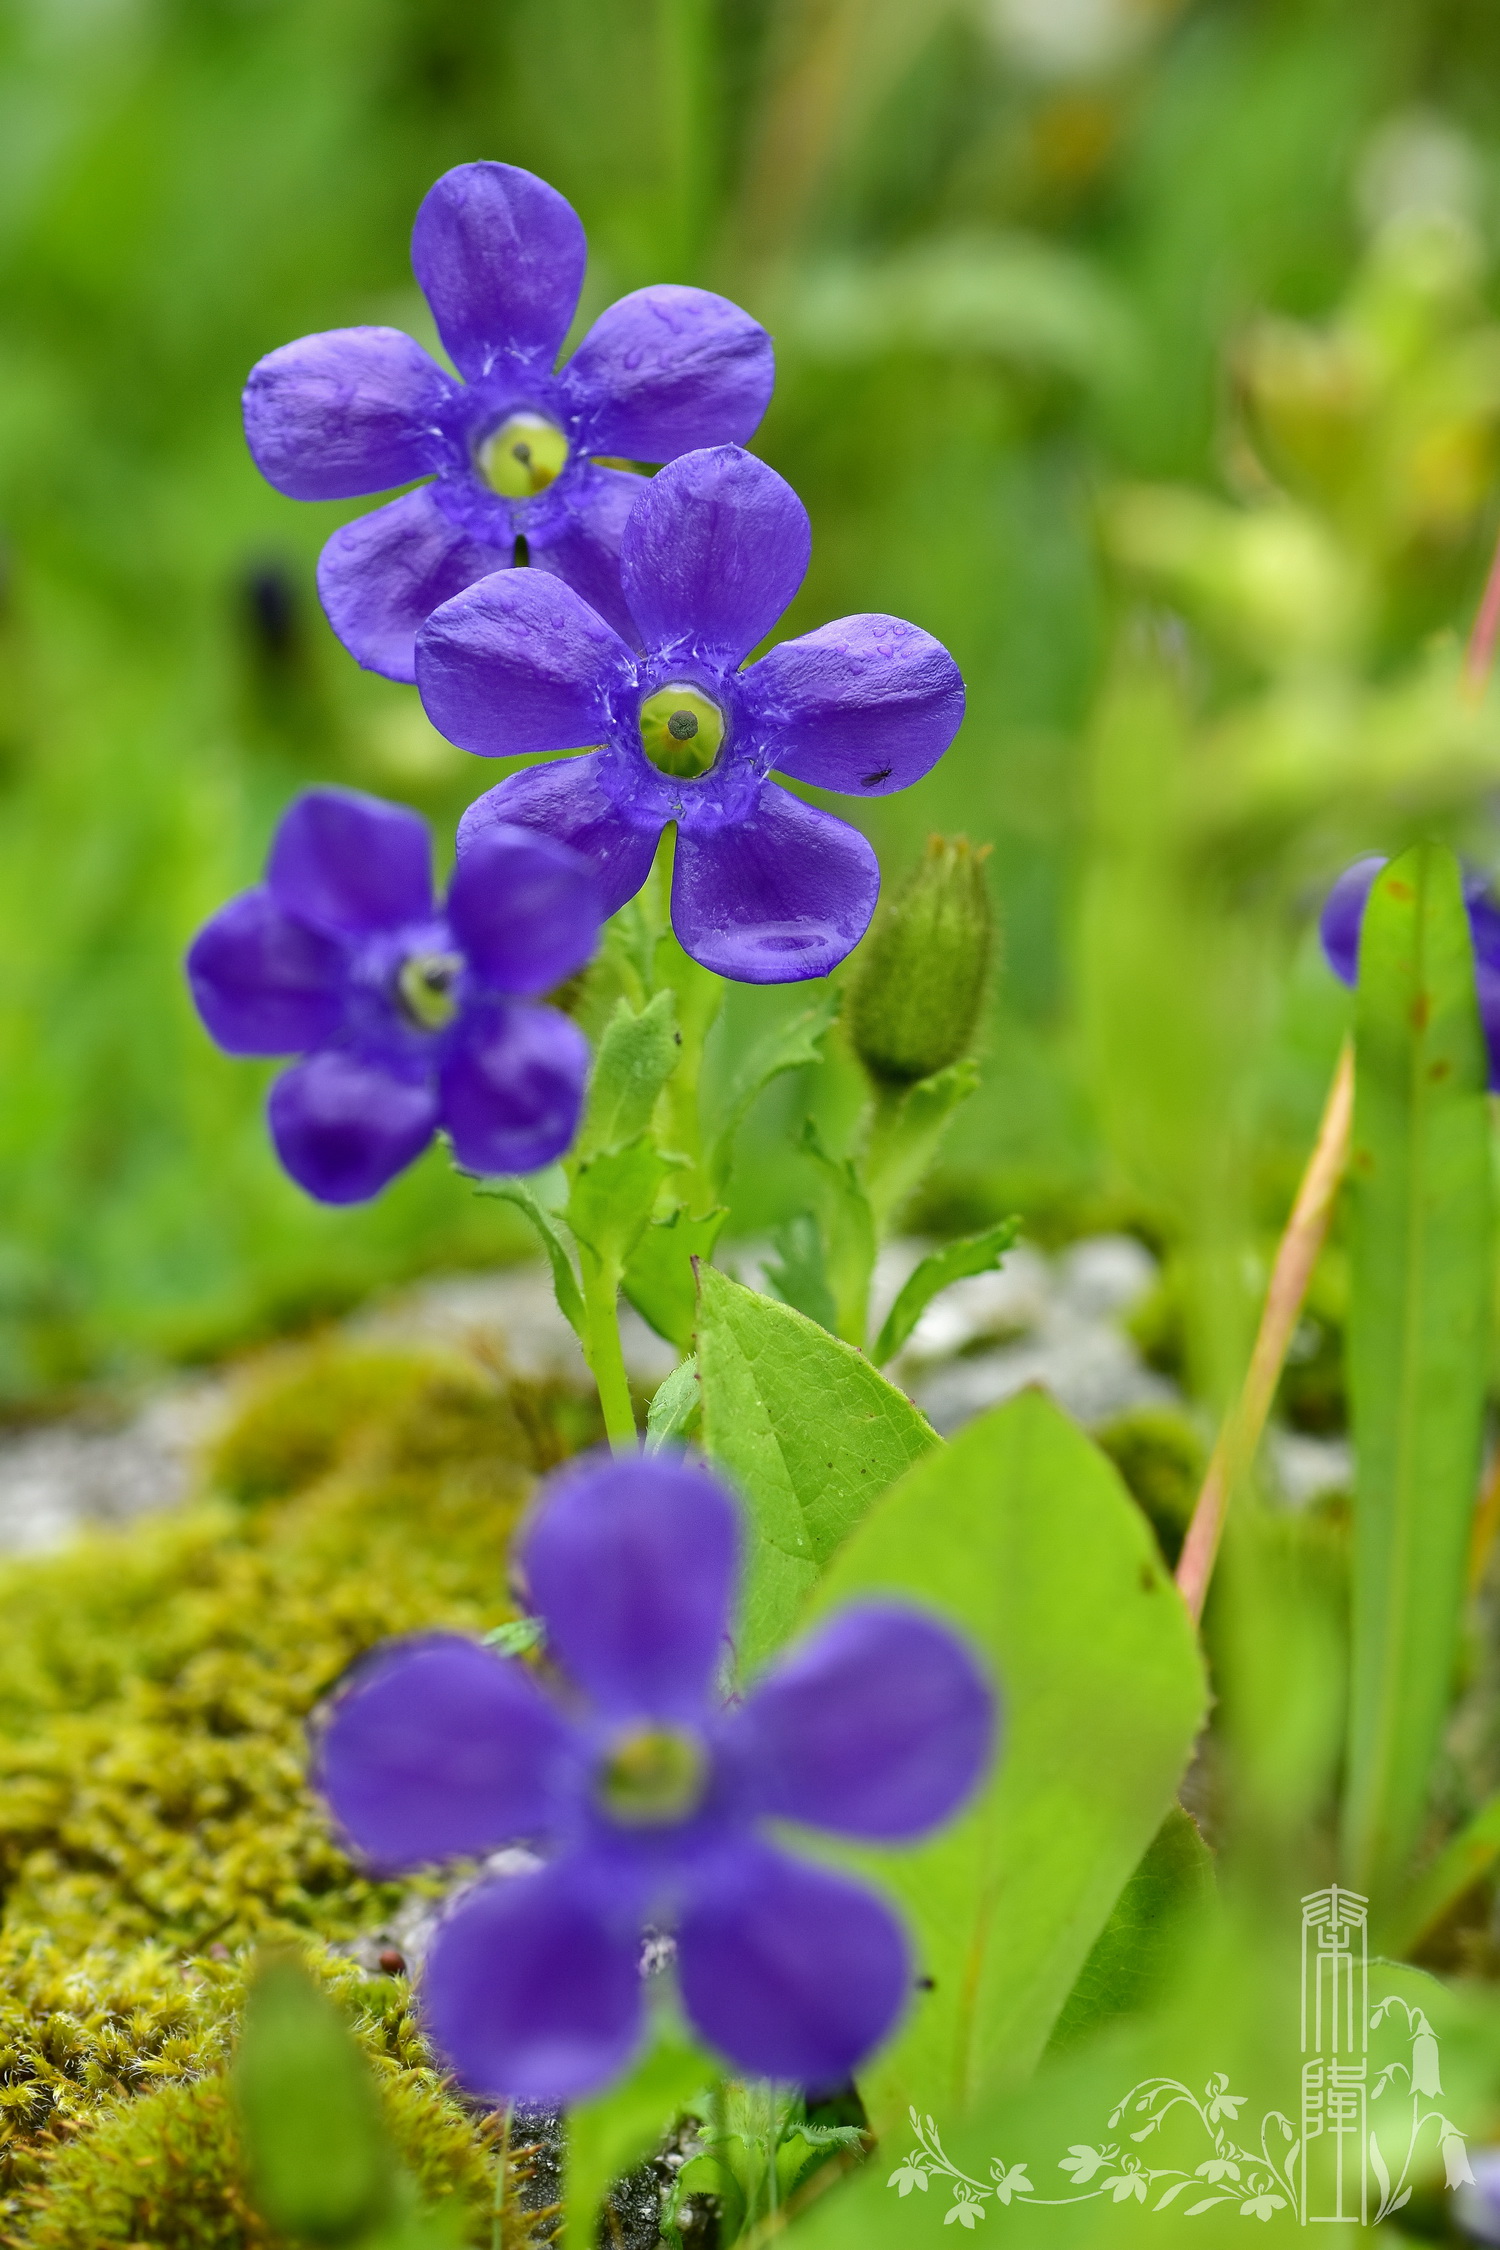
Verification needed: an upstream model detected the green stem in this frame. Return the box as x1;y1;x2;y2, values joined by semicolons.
580;1246;638;1449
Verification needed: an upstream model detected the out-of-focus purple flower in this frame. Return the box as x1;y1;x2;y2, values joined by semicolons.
242;164;774;683
416;445;966;983
316;1452;995;2101
1458;2148;1500;2241
187;787;598;1202
1320;853;1500;1086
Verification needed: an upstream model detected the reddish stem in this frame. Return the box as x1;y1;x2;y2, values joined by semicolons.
1174;1041;1355;1624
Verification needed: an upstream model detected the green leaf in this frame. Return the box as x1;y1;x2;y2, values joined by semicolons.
564;2026;712;2249
622;1202;727;1351
764;1210;838;1333
567;1136;676;1269
862;1058;980;1230
234;1956;393;2243
694;1264;938;1669
1342;844;1493;1901
707;989;841;1189
804;1390;1208;2129
645;1355;701;1453
798;1119;877;1345
873;1216;1022;1366
1046;1805;1214;2052
472;1176;584;1339
574;990;679;1162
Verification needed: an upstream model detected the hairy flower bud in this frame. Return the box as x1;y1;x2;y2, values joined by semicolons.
848;835;993;1086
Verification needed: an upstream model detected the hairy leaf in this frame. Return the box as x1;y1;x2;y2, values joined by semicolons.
873;1216;1022;1366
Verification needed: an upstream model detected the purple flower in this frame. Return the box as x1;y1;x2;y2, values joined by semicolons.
1320;853;1500;1085
186;787;599;1203
243;163;774;683
316;1452;995;2100
416;445;966;984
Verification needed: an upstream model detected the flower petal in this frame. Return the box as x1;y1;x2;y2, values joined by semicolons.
1318;854;1385;987
186;889;344;1056
411;161;586;383
671;784;878;983
268;1051;437;1203
318;487;507;684
531;462;647;646
562;286;774;461
316;1632;578;1872
458;756;661;921
521;1452;739;1720
416;568;633;758
621;446;809;664
439;1001;590;1176
447;823;602;996
730;1605;996;1840
267;787;434;936
243;327;456;500
677;1843;909;2085
744;615;965;797
422;1864;644;2103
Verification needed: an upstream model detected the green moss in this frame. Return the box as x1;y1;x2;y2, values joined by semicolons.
0;1337;600;2242
7;1952;497;2248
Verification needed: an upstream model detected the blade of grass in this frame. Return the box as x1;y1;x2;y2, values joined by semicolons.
1341;844;1493;1902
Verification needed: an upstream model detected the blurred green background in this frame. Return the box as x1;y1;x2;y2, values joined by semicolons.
3;0;1500;1407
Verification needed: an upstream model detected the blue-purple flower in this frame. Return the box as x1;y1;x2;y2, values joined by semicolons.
1320;853;1500;1083
243;163;774;683
187;787;599;1203
415;445;966;983
316;1452;995;2100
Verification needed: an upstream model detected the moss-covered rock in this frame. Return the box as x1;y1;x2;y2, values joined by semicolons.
0;1336;598;2243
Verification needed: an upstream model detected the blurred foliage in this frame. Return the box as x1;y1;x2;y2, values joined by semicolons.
5;0;1500;1395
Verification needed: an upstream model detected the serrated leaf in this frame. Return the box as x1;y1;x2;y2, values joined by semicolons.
472;1176;584;1339
564;2026;713;2249
707;988;841;1189
694;1263;939;1669
622;1202;726;1351
804;1390;1208;2130
1342;844;1493;1900
873;1216;1022;1365
574;990;679;1162
645;1355;700;1453
567;1136;676;1268
235;1956;393;2243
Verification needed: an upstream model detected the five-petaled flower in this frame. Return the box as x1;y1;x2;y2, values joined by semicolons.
243;162;774;681
888;2163;931;2197
186;787;598;1203
990;2162;1033;2204
314;1451;995;2100
1203;2074;1245;2124
1240;2191;1286;2220
1321;853;1500;1083
417;444;966;984
944;2194;987;2228
1059;2145;1109;2183
1102;2169;1149;2203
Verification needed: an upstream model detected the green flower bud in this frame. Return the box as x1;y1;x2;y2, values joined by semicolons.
848;836;993;1086
477;412;570;499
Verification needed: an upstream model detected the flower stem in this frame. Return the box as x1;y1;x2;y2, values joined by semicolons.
579;1245;638;1450
491;2103;512;2250
1173;1037;1354;1623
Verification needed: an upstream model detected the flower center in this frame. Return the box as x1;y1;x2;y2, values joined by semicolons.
396;949;464;1031
638;685;725;780
596;1725;707;1826
477;413;570;500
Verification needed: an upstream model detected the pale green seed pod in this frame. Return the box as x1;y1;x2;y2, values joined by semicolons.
848;835;993;1087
